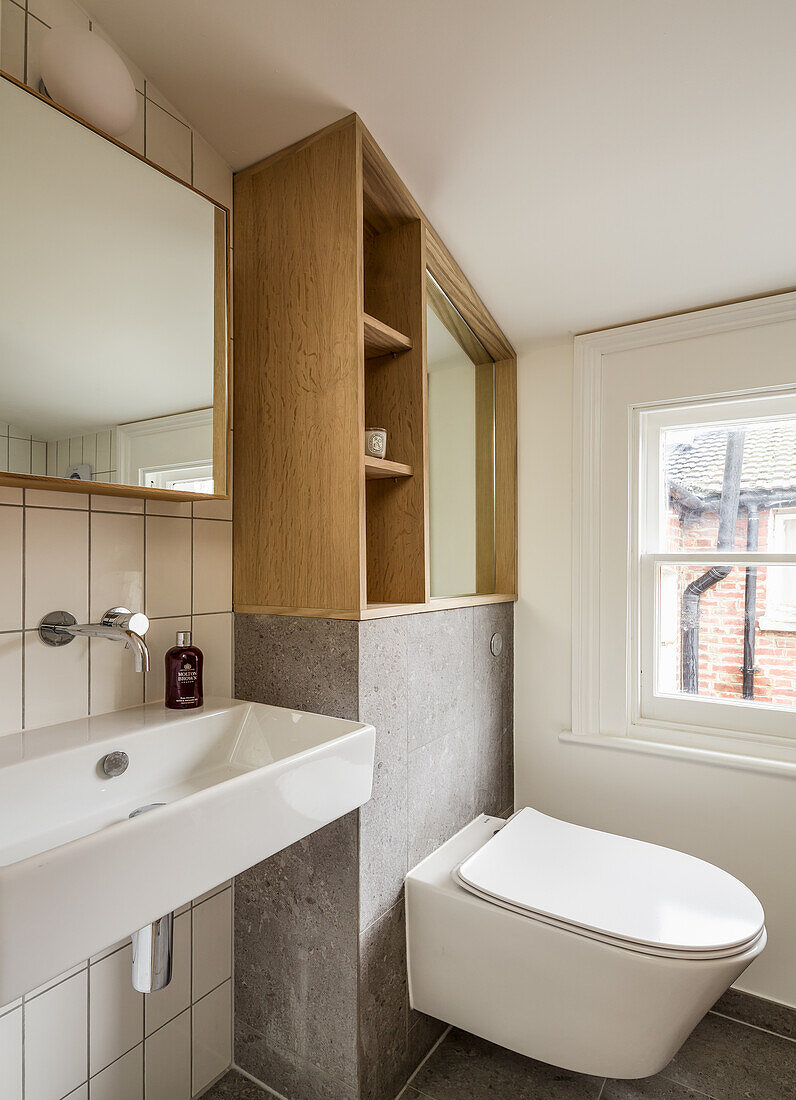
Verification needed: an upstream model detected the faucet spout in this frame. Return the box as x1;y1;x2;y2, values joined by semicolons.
124;629;150;673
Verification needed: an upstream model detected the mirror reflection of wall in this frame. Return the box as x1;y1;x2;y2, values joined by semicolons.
427;273;496;598
0;75;227;495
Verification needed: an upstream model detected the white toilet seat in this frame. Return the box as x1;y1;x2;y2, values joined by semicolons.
453;808;765;962
406;812;767;1079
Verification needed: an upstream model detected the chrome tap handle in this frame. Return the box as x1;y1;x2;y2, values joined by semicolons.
102;607;150;636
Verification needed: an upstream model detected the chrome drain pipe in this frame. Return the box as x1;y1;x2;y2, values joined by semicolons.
129;804;174;993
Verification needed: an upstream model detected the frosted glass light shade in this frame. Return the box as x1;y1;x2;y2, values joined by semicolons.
40;26;137;137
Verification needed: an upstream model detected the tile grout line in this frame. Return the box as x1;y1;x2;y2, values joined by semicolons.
707;1007;796;1044
394;1025;452;1099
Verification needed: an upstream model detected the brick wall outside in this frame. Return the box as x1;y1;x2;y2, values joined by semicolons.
661;507;796;705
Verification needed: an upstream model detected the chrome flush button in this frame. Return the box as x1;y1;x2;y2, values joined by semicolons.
490;632;503;657
102;751;129;777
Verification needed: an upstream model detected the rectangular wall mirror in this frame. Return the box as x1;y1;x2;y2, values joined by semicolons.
0;74;229;499
426;271;496;598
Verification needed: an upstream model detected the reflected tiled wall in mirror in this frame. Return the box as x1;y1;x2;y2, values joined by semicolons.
0;0;234;1095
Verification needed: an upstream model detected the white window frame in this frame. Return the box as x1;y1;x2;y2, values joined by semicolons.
635;394;796;743
565;290;796;776
759;509;796;631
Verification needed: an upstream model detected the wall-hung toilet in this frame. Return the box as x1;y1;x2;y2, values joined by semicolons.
406;809;766;1079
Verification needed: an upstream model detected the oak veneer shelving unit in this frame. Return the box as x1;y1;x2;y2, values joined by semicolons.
363;313;412;358
233;113;517;619
364;456;413;480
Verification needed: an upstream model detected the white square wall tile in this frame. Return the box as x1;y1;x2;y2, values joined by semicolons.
0;1006;22;1099
90;1042;142;1100
145;498;192;517
8;435;30;474
193;520;232;614
90;495;144;513
0;633;22;735
193;880;232;907
117;90;145;155
145;911;190;1036
90;22;144;92
145;516;192;618
192;133;233;208
25;507;89;628
145;1007;190;1100
24;969;87;1100
192;888;232;1002
25;489;88;509
190;613;232;697
145;100;191;183
89;635;145;715
144;616;191;704
0;0;25;82
89;943;143;1075
0;995;21;1016
28;0;88;31
26;959;86;999
31;440;47;475
192;981;232;1095
193;497;232;520
0;505;22;630
25;630;88;729
89;511;144;620
0;488;23;505
25;12;51;94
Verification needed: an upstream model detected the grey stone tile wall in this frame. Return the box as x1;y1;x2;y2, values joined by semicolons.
233;603;515;1100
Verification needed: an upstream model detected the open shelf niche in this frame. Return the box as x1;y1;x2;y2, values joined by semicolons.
362;206;428;607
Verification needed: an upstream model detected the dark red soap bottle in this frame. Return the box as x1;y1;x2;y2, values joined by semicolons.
165;631;204;709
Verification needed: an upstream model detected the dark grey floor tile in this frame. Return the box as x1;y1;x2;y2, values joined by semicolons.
200;1069;269;1098
235;1019;358;1100
410;1028;603;1099
711;988;796;1041
661;1012;796;1099
601;1077;713;1099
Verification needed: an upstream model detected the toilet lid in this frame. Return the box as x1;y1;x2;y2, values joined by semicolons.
456;808;765;956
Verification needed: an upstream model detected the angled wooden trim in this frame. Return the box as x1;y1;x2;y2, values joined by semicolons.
235;112;359;182
425;228;514;363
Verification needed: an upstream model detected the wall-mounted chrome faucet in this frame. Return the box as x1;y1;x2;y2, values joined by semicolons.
39;607;151;672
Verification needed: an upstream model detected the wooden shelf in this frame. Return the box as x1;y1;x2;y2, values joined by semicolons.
364;455;413;480
363;313;412;358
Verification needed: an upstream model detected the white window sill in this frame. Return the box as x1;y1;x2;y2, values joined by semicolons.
757;617;796;633
559;730;796;778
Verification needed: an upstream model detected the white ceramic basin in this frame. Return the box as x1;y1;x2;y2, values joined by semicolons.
0;698;374;1003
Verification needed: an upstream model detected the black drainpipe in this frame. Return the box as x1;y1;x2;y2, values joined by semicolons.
681;430;745;694
742;500;759;699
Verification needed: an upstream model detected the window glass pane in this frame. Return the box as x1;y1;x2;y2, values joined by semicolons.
657;563;796;709
662;418;796;553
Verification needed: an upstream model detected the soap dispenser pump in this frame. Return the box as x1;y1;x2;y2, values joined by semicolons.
165;630;204;709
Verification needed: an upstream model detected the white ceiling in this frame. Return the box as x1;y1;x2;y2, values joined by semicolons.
83;0;796;348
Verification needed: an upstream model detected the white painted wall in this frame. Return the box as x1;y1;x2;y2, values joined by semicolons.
515;339;796;1008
